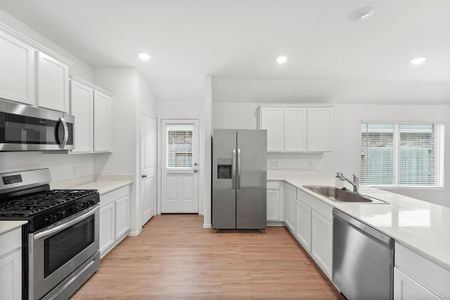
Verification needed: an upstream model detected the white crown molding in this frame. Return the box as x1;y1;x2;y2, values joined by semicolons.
69;74;113;97
0;21;73;66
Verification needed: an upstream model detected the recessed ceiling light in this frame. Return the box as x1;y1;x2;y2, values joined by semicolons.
410;56;427;65
350;7;375;21
138;52;151;61
276;55;288;64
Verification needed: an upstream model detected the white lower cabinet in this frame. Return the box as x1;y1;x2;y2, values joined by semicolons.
311;211;333;278
284;183;297;234
0;227;22;300
115;196;130;239
296;199;311;251
294;188;333;279
267;181;284;223
99;202;115;255
394;268;440;300
394;242;449;299
99;186;131;258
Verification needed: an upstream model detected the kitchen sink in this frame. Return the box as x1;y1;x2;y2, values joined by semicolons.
303;186;388;204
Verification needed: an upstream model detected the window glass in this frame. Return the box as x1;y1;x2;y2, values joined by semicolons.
399;124;437;185
360;122;443;187
166;125;193;168
361;123;394;185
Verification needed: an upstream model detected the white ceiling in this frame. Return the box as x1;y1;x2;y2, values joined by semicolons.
1;0;449;103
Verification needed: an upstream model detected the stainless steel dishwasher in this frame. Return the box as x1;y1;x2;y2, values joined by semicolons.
333;209;394;300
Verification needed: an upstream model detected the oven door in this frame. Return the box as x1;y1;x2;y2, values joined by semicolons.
29;206;99;300
0;100;74;151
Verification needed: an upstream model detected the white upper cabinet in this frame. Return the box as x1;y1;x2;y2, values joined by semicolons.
308;107;333;152
94;91;112;152
259;107;284;152
259;106;333;153
284;107;307;152
37;52;69;112
0;30;35;105
70;80;94;153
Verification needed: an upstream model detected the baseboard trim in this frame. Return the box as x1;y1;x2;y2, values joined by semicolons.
267;221;287;227
203;223;212;229
128;227;142;236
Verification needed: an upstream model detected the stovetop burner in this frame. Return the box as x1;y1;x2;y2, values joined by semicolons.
0;189;98;217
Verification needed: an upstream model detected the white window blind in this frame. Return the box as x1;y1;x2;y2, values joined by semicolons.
166;125;193;168
361;123;394;185
361;122;444;187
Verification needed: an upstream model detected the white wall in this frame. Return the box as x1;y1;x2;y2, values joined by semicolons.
94;68;157;234
213;102;450;207
0;152;94;182
0;8;96;182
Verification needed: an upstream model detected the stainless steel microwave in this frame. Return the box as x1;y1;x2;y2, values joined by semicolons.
0;99;74;151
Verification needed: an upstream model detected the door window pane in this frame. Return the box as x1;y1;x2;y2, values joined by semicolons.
361;123;394;185
166;125;193;168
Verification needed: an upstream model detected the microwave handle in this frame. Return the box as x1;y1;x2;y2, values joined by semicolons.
58;117;69;149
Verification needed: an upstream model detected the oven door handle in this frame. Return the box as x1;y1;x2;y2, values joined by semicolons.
33;206;98;240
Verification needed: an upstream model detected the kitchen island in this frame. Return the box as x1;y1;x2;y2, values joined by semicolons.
268;170;450;299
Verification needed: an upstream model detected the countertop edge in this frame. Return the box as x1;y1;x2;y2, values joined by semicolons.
0;220;27;236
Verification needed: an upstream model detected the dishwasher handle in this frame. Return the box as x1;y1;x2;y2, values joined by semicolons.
333;209;393;246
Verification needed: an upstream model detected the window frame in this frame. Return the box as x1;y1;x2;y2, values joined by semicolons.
361;121;445;189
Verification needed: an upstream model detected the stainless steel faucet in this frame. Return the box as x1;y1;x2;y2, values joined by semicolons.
336;172;359;193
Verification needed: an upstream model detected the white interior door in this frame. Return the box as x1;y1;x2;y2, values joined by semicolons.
141;114;156;225
161;120;200;213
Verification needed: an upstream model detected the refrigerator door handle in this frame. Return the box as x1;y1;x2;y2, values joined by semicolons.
237;148;241;189
232;148;236;190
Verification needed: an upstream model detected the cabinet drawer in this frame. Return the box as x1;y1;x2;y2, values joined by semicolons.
0;228;21;258
100;186;130;206
267;181;281;190
395;242;450;299
297;188;332;222
394;268;440;300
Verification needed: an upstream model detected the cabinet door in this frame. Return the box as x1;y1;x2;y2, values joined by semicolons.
70;80;94;153
99;202;115;255
284;108;307;152
285;184;297;234
37;52;69;112
296;200;311;252
311;211;333;278
0;31;35;105
115;196;130;239
94;91;112;152
0;249;21;300
307;108;333;152
394;268;440;300
267;189;280;221
259;107;284;152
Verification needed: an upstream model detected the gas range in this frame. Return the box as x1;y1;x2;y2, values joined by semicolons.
0;182;99;232
0;168;100;300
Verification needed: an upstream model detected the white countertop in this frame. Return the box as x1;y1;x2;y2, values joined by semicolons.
268;170;450;271
0;221;27;235
70;178;133;195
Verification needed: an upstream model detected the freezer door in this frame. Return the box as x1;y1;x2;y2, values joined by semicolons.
236;130;267;229
212;129;237;229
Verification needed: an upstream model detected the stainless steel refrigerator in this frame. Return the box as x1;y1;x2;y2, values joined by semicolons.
212;129;267;229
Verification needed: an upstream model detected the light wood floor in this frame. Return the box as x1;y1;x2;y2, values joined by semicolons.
72;215;343;300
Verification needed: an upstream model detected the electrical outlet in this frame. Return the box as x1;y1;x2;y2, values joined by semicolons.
269;160;279;168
